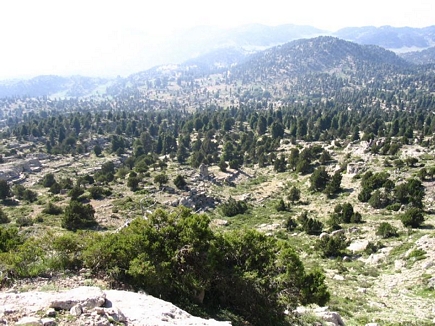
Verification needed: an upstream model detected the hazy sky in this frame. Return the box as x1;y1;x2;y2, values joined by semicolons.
0;0;433;80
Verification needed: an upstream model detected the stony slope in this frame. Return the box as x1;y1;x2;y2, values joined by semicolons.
0;285;231;326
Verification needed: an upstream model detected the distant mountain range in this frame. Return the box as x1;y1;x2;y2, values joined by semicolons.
0;75;110;99
399;46;435;65
108;36;434;105
1;24;435;99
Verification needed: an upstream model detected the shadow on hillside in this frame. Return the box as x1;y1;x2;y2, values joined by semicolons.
2;199;19;206
342;187;354;194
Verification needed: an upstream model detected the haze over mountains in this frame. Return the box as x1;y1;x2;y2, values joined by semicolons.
1;24;435;99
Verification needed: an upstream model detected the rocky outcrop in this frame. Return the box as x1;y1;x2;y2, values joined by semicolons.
295;306;345;326
50;286;106;310
0;286;231;326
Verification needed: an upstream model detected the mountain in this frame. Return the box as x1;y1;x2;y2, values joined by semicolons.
400;46;435;64
230;36;411;82
102;36;434;109
1;35;431;101
0;75;111;98
155;24;326;66
334;25;435;51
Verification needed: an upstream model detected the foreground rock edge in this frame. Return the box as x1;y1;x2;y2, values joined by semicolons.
0;286;231;325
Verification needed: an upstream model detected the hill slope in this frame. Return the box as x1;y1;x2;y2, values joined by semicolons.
334;25;435;51
400;46;435;64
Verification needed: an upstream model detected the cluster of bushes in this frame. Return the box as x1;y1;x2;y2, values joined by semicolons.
297;211;323;235
309;167;342;197
284;146;332;175
0;208;329;325
328;203;363;229
316;233;349;258
358;171;424;210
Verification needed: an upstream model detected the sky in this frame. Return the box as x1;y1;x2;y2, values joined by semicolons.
0;0;433;80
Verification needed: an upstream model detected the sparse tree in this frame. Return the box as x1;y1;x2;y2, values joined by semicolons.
0;180;10;201
174;175;187;190
400;208;424;228
154;173;168;188
309;167;330;192
62;200;96;231
288;186;301;203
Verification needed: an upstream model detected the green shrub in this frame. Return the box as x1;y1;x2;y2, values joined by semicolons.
61;200;97;231
386;203;402;211
316;234;349;258
220;197;248;217
288;186;301;203
0;226;22;252
285;216;298;231
275;198;290;212
173;175;187;190
350;212;363;223
41;173;57;187
298;211;323;235
49;182;62;194
0;207;10;224
400;208;424;228
68;186;85;200
376;222;398;238
16;216;34;227
365;241;383;255
42;202;63;215
408;249;426;261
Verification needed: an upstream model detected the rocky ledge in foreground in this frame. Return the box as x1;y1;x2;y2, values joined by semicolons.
0;286;231;326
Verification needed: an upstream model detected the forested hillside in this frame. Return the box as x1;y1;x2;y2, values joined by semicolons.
0;36;435;325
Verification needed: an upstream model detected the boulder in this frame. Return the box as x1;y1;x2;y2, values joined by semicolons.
347;240;369;252
70;303;83;317
104;289;231;325
45;308;56;317
316;311;345;326
331;229;345;237
50;286;106;310
15;317;43;326
41;318;56;326
104;307;126;322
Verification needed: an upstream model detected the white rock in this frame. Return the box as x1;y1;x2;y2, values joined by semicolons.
333;274;345;281
50;286;106;310
316;311;345;326
105;307;126;322
70;304;83;317
394;259;406;271
343;256;351;262
347;240;369;252
104;289;231;325
15;316;43;326
41;318;56;326
331;229;345;237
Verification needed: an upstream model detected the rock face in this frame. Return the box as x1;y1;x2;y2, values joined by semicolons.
50;286;106;310
0;286;231;326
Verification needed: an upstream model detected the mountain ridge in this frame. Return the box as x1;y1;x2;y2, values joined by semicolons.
0;34;433;99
